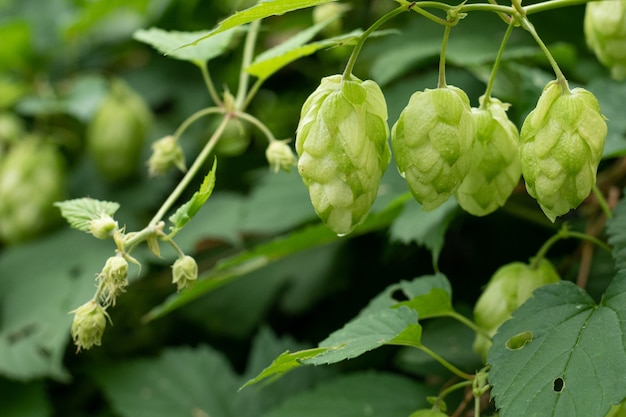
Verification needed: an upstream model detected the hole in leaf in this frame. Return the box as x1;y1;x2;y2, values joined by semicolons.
391;289;408;302
505;330;533;350
553;377;565;393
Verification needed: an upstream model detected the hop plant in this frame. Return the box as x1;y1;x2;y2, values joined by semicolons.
87;78;152;182
0;137;66;244
473;258;561;359
392;86;476;211
295;74;391;235
455;96;521;216
172;255;198;291
584;0;626;80
70;300;111;352
148;135;186;176
520;80;607;222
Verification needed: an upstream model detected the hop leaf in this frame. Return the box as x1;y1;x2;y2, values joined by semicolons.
520;80;607;222
473;258;561;359
392;86;476;211
295;74;391;235
455;96;521;216
584;0;626;80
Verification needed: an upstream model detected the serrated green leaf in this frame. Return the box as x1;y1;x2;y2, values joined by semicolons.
133;26;242;64
175;0;336;52
247;25;361;80
302;306;422;366
607;193;626;271
145;193;408;321
54;198;120;233
487;273;626;417
169;158;217;234
261;371;432;417
240;347;330;390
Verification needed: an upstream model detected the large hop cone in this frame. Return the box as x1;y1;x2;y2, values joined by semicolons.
455;96;521;216
295;75;391;235
584;0;626;80
520;80;607;222
392;86;476;211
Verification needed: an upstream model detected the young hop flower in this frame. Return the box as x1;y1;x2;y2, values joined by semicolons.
455;96;521;216
148;135;186;176
473;258;560;359
296;74;391;235
97;255;129;306
266;139;297;172
172;255;198;291
520;80;607;221
584;0;626;80
70;300;111;352
392;86;476;211
89;213;118;240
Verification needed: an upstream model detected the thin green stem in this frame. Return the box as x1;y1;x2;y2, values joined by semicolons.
475;394;482;417
438;380;473;404
198;61;222;106
446;311;492;340
519;16;568;87
525;0;597;15
343;5;409;79
532;225;612;268
481;19;515;108
418;344;474;380
166;238;185;258
173;107;224;141
149;115;230;226
235;19;261;110
234;110;277;143
438;23;452;88
593;183;613;219
242;77;264;111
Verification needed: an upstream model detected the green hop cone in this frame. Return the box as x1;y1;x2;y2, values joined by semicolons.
392;86;476;211
295;74;391;235
0;137;66;244
98;255;129;306
87;78;152;182
70;300;111;352
409;410;448;417
455;96;521;216
584;0;626;80
172;255;198;291
520;80;607;222
148;135;186;176
473;258;561;359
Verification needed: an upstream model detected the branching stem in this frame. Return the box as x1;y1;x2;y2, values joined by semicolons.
532;224;612;269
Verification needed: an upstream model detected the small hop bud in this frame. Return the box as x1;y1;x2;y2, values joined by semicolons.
89;213;118;239
473;258;560;359
392;86;476;211
584;0;626;80
266;139;297;173
172;255;198;291
408;410;448;417
98;255;129;306
70;300;111;352
520;80;607;221
296;75;391;235
148;135;186;176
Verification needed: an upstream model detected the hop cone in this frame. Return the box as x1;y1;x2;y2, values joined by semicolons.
455;96;521;216
0;138;66;244
520;80;607;222
296;74;391;235
584;0;626;80
473;258;561;359
392;86;476;211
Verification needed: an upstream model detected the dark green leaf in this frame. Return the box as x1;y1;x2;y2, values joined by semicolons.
607;193;626;271
587;78;626;158
168;158;217;234
488;273;626;417
0;380;51;417
174;0;336;52
54;198;120;233
261;371;432;417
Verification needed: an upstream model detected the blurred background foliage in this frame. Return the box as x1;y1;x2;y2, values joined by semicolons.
0;0;624;416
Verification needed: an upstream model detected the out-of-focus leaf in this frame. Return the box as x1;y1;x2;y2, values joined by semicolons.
488;274;626;417
168;158;217;234
607;192;626;272
176;0;336;51
0;379;51;417
0;229;114;380
133;26;243;64
261;371;431;417
586;78;626;158
54;198;120;233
